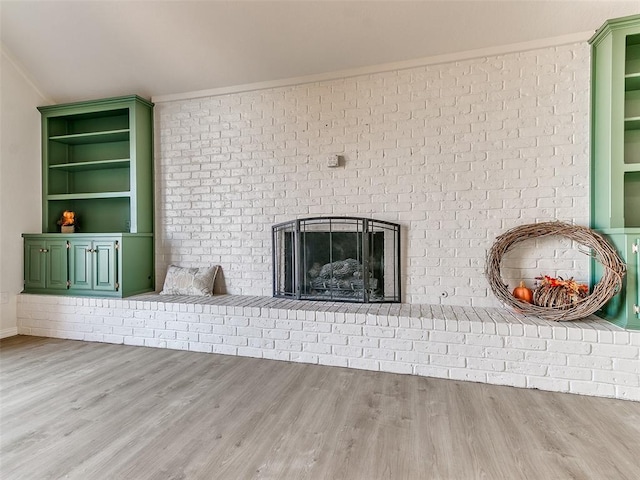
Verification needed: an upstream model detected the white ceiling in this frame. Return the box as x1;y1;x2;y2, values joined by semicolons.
2;1;639;104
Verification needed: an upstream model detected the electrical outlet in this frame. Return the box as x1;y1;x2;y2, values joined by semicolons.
327;155;341;168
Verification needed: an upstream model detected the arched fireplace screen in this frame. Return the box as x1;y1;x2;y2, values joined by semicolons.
273;217;401;303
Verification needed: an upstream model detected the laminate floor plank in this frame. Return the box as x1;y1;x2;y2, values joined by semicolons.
1;336;639;480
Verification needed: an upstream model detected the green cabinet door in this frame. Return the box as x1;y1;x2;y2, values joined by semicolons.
93;240;118;291
69;239;93;290
24;238;68;291
635;236;640;321
47;240;69;291
69;239;118;292
24;239;47;290
594;230;640;328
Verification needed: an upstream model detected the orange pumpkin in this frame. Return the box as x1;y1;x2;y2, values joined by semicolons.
513;281;533;304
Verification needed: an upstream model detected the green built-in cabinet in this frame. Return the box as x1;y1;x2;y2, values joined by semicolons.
23;95;155;298
590;15;640;329
591;230;640;327
23;234;154;297
23;238;69;292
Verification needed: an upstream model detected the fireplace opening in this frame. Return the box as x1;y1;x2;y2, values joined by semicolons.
273;217;401;303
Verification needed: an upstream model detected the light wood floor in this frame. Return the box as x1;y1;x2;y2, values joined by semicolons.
1;336;639;480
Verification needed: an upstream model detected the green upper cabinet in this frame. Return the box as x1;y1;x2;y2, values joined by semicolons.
38;95;154;234
590;15;640;329
24;95;155;298
590;14;640;230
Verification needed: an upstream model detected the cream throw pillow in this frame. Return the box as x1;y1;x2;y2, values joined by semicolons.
160;265;219;296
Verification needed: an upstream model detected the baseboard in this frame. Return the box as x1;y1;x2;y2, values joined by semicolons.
0;327;18;339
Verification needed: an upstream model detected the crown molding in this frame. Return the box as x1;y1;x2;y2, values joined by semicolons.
152;30;593;104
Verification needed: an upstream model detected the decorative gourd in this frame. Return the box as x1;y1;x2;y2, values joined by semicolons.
512;281;533;304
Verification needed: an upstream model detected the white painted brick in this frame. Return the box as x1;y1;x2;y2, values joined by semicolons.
485;347;524;362
592;344;639;359
547;366;592;381
319;333;348;345
223;336;248;347
430;331;465;344
615;386;640;402
567;381;614;398
593;371;639;387
211;344;238;356
189;342;213;353
527;377;570;393
467;358;505;372
396;329;427;341
177;331;199;342
414;364;449;379
133;328;154;338
505;337;547;351
414;341;448;354
262;350;290;361
318;355;348;368
263;329;290;340
524;351;567;366
302;321;332;333
448;344;484;358
379;339;413;351
613;358;640;374
379;361;413;375
144;338;168;349
154;42;589;305
237;347;264;359
546;340;591;355
449;368;487;382
395;351;429;364
465;334;504;348
487;372;527;388
348;358;380;371
303;343;332;355
249;338;274;349
124;336;145;347
199;334;223;344
506;361;548;377
290;352;319;364
166;321;189;332
332;345;363;358
166;340;189;351
363;348;395;361
430;354;466;368
333;324;363;336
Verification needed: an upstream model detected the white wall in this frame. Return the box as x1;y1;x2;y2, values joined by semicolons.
0;50;47;337
155;43;591;307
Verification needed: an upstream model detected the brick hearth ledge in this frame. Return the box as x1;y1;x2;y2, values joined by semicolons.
16;294;640;402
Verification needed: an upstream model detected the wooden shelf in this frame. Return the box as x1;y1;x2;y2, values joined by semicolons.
624;117;640;130
47;191;131;201
49;129;129;145
49;159;130;172
626;72;640;91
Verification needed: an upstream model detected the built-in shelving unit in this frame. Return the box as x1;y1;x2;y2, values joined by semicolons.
22;95;155;297
590;14;640;329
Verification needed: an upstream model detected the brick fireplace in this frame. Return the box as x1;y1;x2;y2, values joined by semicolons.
272;217;401;302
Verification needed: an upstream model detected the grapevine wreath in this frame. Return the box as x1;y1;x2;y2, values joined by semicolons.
485;221;626;321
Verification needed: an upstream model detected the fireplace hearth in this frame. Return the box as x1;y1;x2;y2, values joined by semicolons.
273;217;401;303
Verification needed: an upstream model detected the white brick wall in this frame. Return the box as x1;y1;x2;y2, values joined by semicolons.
17;294;640;401
155;43;591;306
